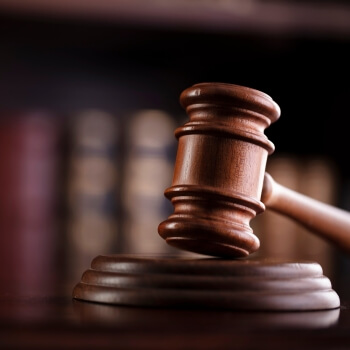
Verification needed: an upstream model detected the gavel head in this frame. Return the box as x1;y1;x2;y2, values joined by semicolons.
158;82;281;258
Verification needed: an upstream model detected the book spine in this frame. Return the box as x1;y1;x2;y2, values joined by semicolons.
296;157;338;279
334;179;350;297
253;154;338;280
253;154;301;260
0;111;62;296
121;109;179;255
64;109;121;287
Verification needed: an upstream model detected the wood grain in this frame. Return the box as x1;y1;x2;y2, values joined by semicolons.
73;254;340;311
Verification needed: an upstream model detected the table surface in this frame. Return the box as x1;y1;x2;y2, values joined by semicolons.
1;284;350;350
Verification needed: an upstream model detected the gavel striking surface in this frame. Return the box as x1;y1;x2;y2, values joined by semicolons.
73;254;339;311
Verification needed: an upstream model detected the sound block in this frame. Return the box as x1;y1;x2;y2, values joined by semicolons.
72;255;340;311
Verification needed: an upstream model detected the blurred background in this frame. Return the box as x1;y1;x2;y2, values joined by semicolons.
0;0;349;299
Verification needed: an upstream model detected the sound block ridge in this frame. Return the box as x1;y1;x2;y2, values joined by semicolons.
73;255;340;311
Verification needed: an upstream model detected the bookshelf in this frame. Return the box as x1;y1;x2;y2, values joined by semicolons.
0;1;350;297
0;0;350;38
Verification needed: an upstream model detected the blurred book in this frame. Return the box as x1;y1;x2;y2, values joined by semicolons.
334;179;350;298
64;109;121;288
252;154;338;279
0;111;62;296
252;154;301;261
296;157;338;279
121;109;180;255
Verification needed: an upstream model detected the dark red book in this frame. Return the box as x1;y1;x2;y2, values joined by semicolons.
0;111;63;296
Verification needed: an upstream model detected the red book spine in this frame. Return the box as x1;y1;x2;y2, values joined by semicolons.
0;111;62;296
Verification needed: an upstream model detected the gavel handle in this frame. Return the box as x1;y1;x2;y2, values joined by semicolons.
262;172;350;253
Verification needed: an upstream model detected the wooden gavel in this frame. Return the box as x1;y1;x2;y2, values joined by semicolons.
158;82;350;258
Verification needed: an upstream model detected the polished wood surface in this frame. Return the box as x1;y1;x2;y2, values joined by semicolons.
1;288;350;350
73;254;340;311
158;82;350;258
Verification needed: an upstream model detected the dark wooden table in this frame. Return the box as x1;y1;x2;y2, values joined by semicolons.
1;284;350;350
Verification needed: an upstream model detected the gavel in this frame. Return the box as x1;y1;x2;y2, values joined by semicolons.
73;81;342;311
158;82;350;258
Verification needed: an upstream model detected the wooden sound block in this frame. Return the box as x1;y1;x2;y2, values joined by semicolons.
72;255;340;311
